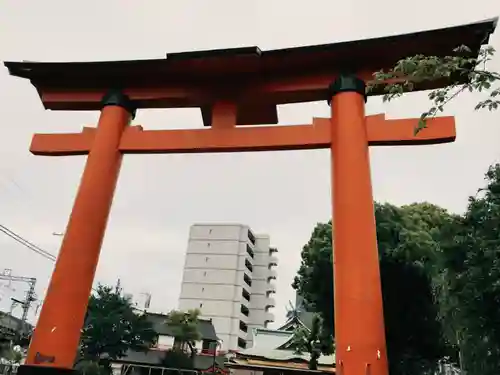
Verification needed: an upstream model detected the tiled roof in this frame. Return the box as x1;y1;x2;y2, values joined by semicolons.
145;313;218;341
237;348;335;366
115;349;226;370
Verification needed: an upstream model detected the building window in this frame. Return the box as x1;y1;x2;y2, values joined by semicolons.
209;229;212;234
207;243;211;247
238;338;247;349
269;247;278;255
205;257;209;262
243;273;252;287
248;230;256;245
200;303;203;308
245;259;253;273
241;305;249;317
239;321;248;333
204;271;207;276
202;287;205;292
242;288;251;302
246;244;254;258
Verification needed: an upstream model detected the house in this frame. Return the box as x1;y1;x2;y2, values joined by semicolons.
110;312;227;375
146;312;220;352
227;312;335;375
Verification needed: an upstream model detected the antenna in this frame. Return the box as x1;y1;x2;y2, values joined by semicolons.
0;269;37;333
115;278;122;294
139;292;152;310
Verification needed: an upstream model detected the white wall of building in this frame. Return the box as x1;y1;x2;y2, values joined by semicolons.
178;224;278;351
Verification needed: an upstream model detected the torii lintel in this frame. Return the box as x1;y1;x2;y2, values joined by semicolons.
30;114;455;156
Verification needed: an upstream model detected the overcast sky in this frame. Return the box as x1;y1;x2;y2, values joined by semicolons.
0;1;499;327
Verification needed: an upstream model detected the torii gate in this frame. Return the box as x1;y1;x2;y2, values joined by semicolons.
4;17;496;375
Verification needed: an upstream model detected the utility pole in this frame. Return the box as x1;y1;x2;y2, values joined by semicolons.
0;269;37;333
115;278;121;294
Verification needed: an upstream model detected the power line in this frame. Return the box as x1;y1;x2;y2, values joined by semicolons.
0;225;118;296
0;224;56;261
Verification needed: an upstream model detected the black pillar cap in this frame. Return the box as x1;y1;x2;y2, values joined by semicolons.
17;365;77;375
100;89;137;119
327;75;367;105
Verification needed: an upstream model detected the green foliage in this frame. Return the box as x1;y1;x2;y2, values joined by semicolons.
79;285;156;363
293;203;454;375
294;163;500;374
367;45;500;133
290;315;330;370
434;164;500;374
0;344;23;364
292;222;333;335
76;360;111;375
164;309;201;354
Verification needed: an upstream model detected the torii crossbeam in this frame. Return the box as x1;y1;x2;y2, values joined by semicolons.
4;17;496;375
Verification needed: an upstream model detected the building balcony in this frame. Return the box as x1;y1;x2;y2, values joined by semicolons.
245;258;253;273
239;320;249;335
267;284;277;293
239;312;249;323
241;296;250;309
241;287;251;305
267;269;277;280
265;296;276;308
240;305;250;320
269;255;278;266
264;311;275;324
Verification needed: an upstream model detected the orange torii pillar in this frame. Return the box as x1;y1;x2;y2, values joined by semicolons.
329;76;387;375
24;91;135;370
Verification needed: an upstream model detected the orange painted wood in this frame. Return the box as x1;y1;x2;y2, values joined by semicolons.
119;122;331;154
25;106;132;368
30;115;455;156
38;71;374;111
30;126;97;156
330;92;388;375
365;114;456;145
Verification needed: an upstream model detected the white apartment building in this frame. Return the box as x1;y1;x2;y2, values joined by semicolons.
178;223;278;352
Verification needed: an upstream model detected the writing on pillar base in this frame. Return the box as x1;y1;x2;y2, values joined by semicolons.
34;352;55;364
339;347;383;375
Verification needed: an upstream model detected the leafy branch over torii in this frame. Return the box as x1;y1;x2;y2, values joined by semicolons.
367;45;500;133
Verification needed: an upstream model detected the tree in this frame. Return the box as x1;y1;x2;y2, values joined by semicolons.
292;222;334;337
76;360;111;375
0;344;23;365
434;164;500;375
367;45;499;133
290;315;331;370
164;309;201;355
293;203;455;375
79;285;157;365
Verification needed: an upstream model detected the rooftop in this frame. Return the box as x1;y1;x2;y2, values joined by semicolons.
114;349;226;370
0;311;32;335
145;312;218;342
